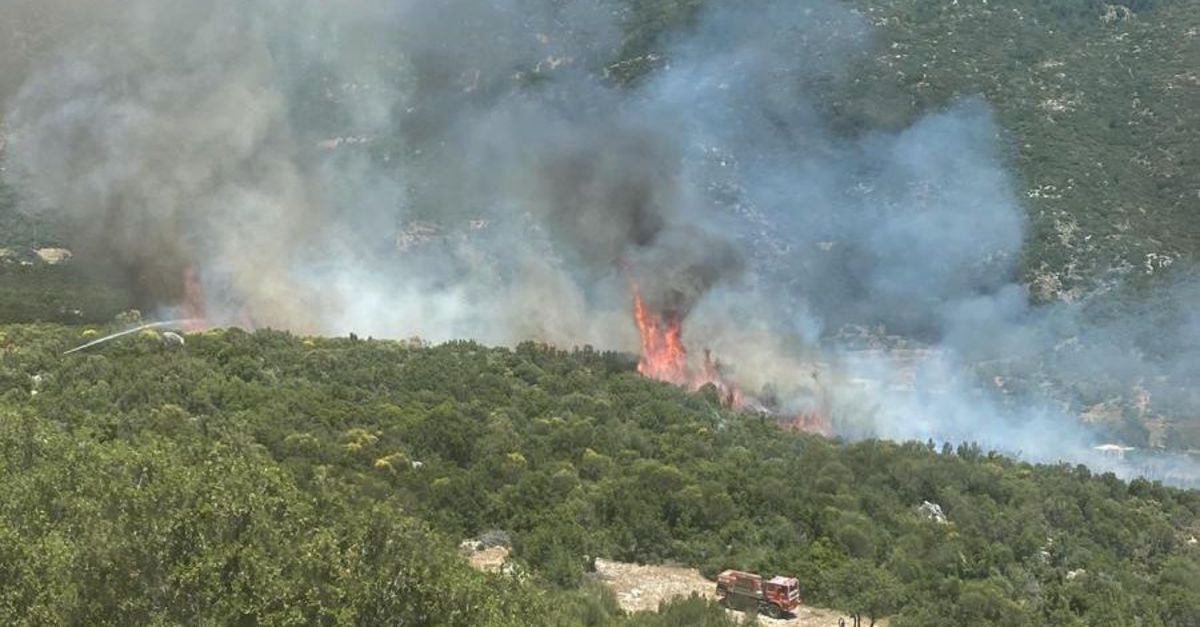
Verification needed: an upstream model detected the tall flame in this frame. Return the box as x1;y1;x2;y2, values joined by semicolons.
632;287;689;385
630;282;830;436
631;284;737;402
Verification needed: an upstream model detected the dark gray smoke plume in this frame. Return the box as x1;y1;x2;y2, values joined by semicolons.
3;0;1198;483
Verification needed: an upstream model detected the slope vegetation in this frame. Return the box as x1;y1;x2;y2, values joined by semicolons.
2;325;1198;624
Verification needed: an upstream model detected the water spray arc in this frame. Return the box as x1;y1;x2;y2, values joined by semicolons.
63;320;203;355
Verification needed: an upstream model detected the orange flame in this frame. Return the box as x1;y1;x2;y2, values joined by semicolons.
630;282;831;436
631;285;739;405
780;408;833;437
632;287;689;385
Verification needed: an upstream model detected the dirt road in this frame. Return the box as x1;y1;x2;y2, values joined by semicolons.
592;558;861;626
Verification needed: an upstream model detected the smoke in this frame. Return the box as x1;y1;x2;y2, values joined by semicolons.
4;1;330;326
3;0;1198;483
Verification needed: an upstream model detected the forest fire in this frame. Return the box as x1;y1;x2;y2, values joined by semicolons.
779;405;834;438
179;266;258;332
631;285;829;434
630;287;743;409
631;287;688;385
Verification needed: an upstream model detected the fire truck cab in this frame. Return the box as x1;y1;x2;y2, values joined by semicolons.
715;569;801;618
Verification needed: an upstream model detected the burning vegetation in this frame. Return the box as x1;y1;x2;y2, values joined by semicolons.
630;284;830;435
631;286;688;385
179;265;259;333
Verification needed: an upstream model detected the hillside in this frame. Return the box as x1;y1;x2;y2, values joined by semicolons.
4;1;1198;302
847;0;1199;300
2;1;1200;624
2;325;1199;624
619;0;1200;299
2;0;1198;446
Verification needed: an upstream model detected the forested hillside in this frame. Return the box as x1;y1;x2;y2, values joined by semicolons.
0;178;132;325
2;325;1199;625
2;1;1200;625
843;0;1199;299
3;0;1197;301
618;0;1200;299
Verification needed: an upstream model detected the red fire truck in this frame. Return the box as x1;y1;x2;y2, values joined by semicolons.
715;569;801;618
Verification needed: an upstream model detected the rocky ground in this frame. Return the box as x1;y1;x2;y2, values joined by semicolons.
591;558;872;626
462;548;863;624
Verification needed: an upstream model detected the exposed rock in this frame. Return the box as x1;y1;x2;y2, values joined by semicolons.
1101;4;1135;23
918;500;948;524
461;535;512;574
1094;443;1135;459
35;248;73;264
459;539;484;553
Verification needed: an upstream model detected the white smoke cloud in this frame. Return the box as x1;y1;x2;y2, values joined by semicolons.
3;0;1198;484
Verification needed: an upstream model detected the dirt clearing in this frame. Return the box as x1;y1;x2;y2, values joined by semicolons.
592;558;861;626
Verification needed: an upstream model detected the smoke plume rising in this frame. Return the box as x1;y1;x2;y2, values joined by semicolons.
3;0;1198;483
